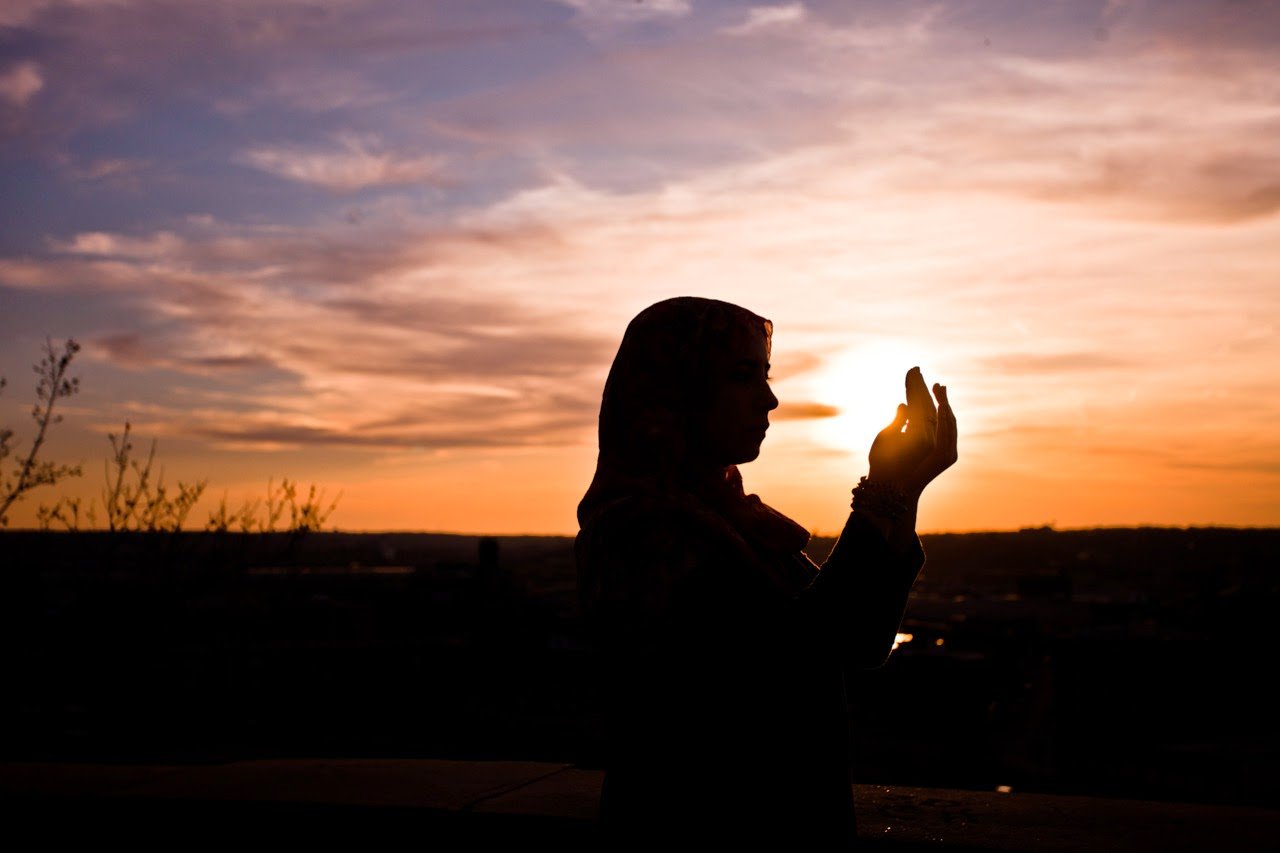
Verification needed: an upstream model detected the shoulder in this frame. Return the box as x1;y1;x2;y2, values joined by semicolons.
576;494;744;614
578;494;738;579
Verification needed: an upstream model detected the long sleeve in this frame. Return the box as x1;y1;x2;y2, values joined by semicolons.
795;510;926;671
580;498;925;669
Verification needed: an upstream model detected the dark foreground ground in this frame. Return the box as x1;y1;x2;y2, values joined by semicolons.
4;758;1278;851
2;526;1277;815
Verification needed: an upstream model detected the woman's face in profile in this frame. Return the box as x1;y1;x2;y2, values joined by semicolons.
697;326;779;468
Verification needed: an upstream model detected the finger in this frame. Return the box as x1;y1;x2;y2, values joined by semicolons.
905;367;937;439
936;386;957;432
934;384;958;462
937;385;956;428
934;383;952;415
905;367;936;421
880;402;908;436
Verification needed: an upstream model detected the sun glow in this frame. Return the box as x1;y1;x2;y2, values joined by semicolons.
808;341;940;456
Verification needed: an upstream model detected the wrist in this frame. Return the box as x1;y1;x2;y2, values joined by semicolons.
852;476;920;546
851;476;910;521
865;469;924;501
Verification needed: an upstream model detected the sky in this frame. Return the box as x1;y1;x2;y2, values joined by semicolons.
1;0;1278;535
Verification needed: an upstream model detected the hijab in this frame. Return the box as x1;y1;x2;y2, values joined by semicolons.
577;297;810;568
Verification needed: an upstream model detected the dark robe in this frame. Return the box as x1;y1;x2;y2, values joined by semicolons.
577;492;925;848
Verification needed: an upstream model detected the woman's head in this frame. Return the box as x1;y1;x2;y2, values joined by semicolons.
592;296;778;486
577;297;810;588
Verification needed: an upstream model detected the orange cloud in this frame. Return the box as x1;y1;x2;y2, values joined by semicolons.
773;402;840;420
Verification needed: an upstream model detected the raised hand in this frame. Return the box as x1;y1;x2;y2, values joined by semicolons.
867;367;957;501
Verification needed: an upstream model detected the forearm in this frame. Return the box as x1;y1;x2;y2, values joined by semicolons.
799;509;925;669
854;498;919;558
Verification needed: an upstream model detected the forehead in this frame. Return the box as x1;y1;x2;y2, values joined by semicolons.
713;322;770;365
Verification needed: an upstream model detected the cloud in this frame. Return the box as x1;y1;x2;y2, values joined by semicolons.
0;0;561;160
95;354;604;453
0;62;43;106
61;157;148;183
93;332;157;368
56;230;184;258
10;0;1278;228
547;0;693;47
979;352;1134;374
138;377;605;452
214;68;391;116
553;0;690;25
724;3;807;36
238;134;447;192
7;214;620;452
769;350;822;380
806;3;940;50
1171;458;1280;476
773;401;839;420
0;0;129;28
94;332;280;374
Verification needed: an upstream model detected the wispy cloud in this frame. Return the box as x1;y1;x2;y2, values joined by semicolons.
724;3;807;36
94;332;280;375
6;209;622;455
184;382;604;452
553;0;691;25
239;134;447;192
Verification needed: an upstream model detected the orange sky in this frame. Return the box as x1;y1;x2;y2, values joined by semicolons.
2;1;1278;534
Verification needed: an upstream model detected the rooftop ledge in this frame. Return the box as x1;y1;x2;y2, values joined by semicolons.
3;759;1276;851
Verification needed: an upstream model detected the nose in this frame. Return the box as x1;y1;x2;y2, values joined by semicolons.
764;382;779;412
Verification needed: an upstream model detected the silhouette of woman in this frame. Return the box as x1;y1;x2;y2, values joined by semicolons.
576;297;957;847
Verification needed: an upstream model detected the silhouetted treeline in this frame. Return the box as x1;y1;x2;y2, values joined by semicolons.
2;526;1276;807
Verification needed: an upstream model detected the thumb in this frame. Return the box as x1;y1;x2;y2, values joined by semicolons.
884;403;908;434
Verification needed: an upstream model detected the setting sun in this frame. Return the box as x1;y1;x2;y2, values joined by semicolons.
808;341;942;456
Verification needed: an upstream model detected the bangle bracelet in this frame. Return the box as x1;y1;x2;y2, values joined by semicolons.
850;476;909;522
